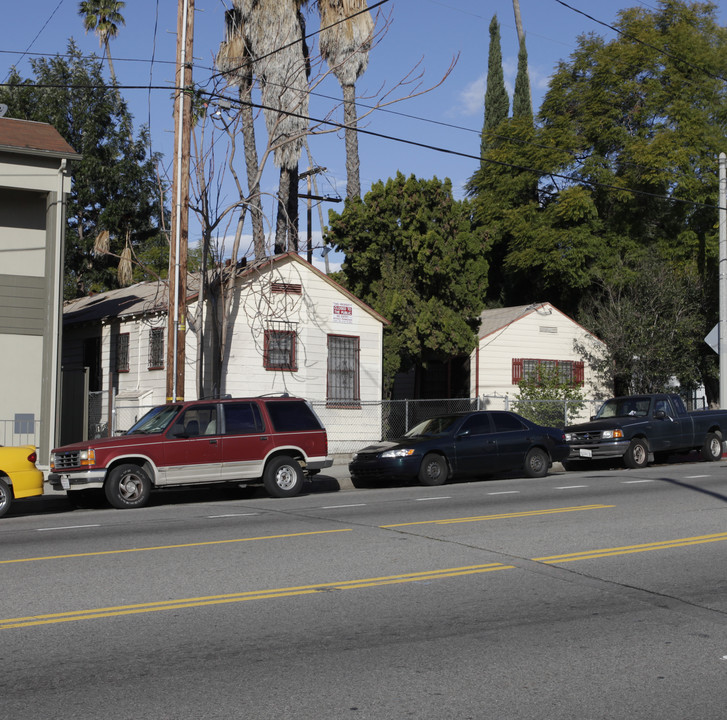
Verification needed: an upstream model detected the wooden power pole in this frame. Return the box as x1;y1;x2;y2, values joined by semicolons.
167;0;194;403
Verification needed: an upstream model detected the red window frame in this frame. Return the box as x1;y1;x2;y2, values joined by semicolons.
327;334;361;408
512;358;584;386
264;329;297;372
116;333;130;373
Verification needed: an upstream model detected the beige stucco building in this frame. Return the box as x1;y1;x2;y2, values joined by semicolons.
0;117;80;468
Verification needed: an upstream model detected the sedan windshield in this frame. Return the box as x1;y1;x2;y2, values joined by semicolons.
404;415;461;438
595;397;650;419
127;405;181;434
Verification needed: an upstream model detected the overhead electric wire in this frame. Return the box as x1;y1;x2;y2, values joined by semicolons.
2;0;723;214
2;0;67;83
552;0;727;83
1;71;722;213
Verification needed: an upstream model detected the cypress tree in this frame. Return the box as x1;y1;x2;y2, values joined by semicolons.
512;36;532;120
481;15;509;162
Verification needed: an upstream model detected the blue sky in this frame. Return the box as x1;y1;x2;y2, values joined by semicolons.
2;1;724;271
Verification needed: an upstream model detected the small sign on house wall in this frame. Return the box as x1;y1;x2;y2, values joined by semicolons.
333;302;353;324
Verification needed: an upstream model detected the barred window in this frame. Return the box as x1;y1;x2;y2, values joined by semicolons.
264;329;297;371
116;333;130;373
512;358;584;386
327;335;360;407
148;327;165;370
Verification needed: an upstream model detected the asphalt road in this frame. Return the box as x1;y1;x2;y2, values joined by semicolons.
2;457;727;719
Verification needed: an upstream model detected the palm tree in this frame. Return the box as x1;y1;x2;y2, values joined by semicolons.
216;7;266;260
78;0;126;87
318;0;374;200
237;0;310;253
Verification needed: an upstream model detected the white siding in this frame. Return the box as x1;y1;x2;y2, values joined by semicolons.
470;304;608;422
220;257;385;452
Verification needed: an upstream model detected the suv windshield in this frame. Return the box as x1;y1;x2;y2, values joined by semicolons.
127;405;182;434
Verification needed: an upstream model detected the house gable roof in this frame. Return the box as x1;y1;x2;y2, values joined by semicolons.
0;117;81;159
477;302;604;345
62;253;389;328
235;252;390;325
63;276;200;326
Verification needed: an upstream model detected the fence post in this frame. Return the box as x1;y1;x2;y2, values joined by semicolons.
405;399;409;433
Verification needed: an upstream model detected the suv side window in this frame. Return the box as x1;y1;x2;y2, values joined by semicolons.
169;405;217;438
266;400;322;432
223;402;264;435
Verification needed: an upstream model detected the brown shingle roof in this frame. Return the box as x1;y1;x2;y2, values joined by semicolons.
0;117;80;158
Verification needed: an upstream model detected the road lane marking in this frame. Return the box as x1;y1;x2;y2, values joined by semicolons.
685;475;711;479
415;496;452;501
381;504;613;528
36;525;101;531
487;491;520;495
320;504;366;509
207;513;259;518
555;485;587;489
622;480;653;484
533;532;727;564
0;529;352;566
0;563;515;630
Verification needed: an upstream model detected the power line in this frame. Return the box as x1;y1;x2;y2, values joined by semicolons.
552;0;727;83
1;72;721;212
1;0;67;83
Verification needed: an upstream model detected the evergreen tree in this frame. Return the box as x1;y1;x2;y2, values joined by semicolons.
0;41;168;298
325;173;489;394
480;15;509;161
512;37;532;120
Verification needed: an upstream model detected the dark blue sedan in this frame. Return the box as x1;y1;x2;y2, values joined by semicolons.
349;411;569;487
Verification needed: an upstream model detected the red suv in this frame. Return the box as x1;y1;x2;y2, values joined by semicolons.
49;396;332;508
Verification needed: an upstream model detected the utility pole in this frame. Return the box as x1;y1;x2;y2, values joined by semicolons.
167;0;194;403
719;152;726;408
299;167;340;265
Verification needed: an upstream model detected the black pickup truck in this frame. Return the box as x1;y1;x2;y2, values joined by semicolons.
563;393;727;469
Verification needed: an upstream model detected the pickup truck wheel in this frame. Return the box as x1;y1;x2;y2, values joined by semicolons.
263;456;304;498
624;439;649;469
701;432;723;462
418;454;448;486
524;448;549;478
0;477;11;518
104;464;152;509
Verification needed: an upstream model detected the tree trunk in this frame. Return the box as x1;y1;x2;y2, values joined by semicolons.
512;0;525;44
239;86;266;259
275;167;291;253
343;83;361;199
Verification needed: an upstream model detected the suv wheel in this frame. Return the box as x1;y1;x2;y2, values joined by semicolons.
105;463;152;509
264;456;304;498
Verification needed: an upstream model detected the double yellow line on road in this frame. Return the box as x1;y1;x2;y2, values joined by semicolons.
0;563;512;630
534;531;727;563
4;506;727;630
382;504;613;527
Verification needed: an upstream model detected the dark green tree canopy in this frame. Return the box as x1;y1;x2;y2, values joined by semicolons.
465;1;726;399
324;173;489;393
0;41;168;298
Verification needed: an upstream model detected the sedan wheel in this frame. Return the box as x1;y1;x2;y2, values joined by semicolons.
418;454;448;486
0;477;11;518
524;448;549;478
